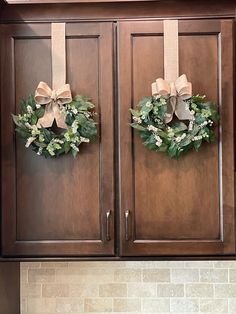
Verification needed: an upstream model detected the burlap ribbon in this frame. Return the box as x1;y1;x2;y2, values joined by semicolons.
35;81;72;129
151;74;193;123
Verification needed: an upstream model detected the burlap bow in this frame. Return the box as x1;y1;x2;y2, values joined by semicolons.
35;81;72;129
151;74;193;123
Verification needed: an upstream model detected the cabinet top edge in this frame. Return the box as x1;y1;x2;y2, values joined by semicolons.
4;0;235;3
4;0;166;3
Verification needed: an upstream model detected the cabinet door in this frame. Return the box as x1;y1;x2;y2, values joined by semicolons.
1;22;114;256
118;20;235;256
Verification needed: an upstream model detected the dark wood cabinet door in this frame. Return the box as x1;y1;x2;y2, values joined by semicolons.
118;19;235;256
1;22;115;256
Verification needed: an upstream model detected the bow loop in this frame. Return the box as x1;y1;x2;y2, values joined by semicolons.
34;81;72;129
175;74;192;100
151;74;193;123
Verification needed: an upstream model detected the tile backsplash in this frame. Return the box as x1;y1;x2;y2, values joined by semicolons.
21;261;236;313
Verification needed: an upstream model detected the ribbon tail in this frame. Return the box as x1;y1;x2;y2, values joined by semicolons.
53;103;67;129
165;97;176;123
37;103;55;128
175;98;193;121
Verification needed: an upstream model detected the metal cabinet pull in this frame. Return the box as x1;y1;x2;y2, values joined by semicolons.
106;210;111;241
125;210;130;241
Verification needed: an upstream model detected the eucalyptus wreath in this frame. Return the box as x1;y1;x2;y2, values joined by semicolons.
12;94;97;158
130;95;219;158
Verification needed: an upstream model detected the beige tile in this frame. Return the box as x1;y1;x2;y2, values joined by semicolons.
229;269;236;282
156;284;184;297
125;261;184;268
21;262;41;268
21;283;42;298
214;261;236;268
68;261;126;268
171;268;199;283
186;283;214;297
99;283;127;297
69;283;99;297
41;262;68;268
84;298;113;313
215;284;236;298
127;283;156;297
229;299;236;313
28;269;55;283
170;298;199;312
21;269;28;284
113;298;141;312
42;283;69;297
27;298;56;313
142;298;170;312
56;297;83;313
21;297;27;313
114;269;141;282
143;269;170;282
200;268;228;283
200;298;228;313
56;268;114;284
185;261;214;268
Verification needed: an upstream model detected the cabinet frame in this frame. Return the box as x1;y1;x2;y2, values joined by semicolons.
118;19;235;256
1;22;115;257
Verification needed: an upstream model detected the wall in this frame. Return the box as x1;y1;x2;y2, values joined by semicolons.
21;261;236;314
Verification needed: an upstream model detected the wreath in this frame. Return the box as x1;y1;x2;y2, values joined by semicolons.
130;75;219;158
12;82;97;158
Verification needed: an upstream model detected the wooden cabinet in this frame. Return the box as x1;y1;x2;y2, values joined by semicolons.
118;19;235;256
0;2;235;259
1;22;115;256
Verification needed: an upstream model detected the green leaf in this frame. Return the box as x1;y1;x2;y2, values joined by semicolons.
130;123;146;131
20;98;27;113
143;134;157;150
130;109;141;117
139;96;152;107
157;105;167;121
167;142;178;158
28;94;36;110
76;113;87;126
41;128;53;143
179;136;192;147
172;121;188;133
64;142;71;154
85;101;95;109
75;95;90;102
191;95;206;103
65;114;73;126
34;141;47;148
80;121;97;138
193;139;202;151
31;114;37;125
35;107;45;118
139;131;150;140
15;128;30;139
12;114;22;127
195;113;206;124
72;149;78;158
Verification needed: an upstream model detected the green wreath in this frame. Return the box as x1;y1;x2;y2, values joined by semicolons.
12;94;97;158
130;94;219;158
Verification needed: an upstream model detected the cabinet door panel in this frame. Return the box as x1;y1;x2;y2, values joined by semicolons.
1;23;114;256
118;20;235;256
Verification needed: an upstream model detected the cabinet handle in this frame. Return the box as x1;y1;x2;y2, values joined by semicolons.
106;210;111;241
125;210;130;241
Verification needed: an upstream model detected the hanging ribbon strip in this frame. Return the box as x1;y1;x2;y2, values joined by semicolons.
151;20;193;123
36;23;71;129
